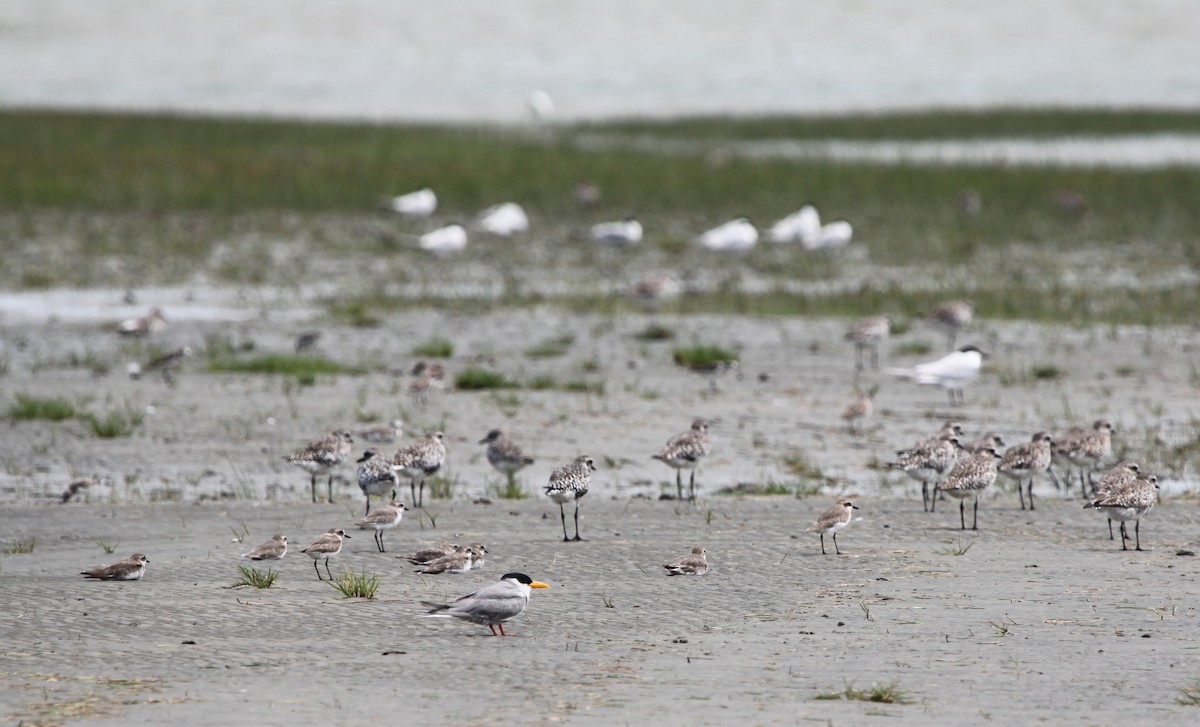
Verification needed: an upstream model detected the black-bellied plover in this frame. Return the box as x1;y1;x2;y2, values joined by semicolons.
358;419;404;445
81;553;149;581
939;447;1002;530
242;534;288;560
300;527;350;580
841;391;873;435
887;345;987;406
922;300;974;350
545;455;595;542
421;573;550;637
357;448;400;515
408;361;446;410
1059;420;1115;498
663;546;709;575
391;432;447;508
964;432;1006;452
1085;472;1159;551
353;500;407;553
479;429;535;488
118;308;167;337
998;432;1054;510
806;499;859;555
889;435;961;512
1089;460;1141;540
845;315;890;372
652;419;712;501
287;429;354;504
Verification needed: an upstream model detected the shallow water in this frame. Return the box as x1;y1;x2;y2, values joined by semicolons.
3;0;1198;122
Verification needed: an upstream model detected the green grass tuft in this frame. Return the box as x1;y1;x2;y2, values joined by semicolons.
206;353;361;377
231;564;278;589
9;394;78;421
524;334;576;359
814;680;912;705
4;536;37;554
454;367;518;390
634;323;676;342
1177;680;1200;706
672;344;739;368
412;337;455;358
488;479;531;500
328;568;381;599
84;408;145;438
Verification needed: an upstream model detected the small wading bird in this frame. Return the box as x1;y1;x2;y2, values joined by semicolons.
922;300;974;350
353;500;407;553
545;455;595;542
652;419;712;502
806;500;859;555
1084;472;1159;551
998;432;1054;511
287;429;354;504
300;528;350;581
357;448;401;515
118;308;167;337
479;429;535;490
421;572;550;636
391;432;447;509
81;553;149;581
590;217;643;247
664;546;709;575
939;447;1002;530
242;534;288;561
845;314;890;372
477;202;529;237
886;345;987;406
696;217;758;251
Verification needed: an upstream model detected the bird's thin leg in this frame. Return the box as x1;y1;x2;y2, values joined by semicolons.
1120;521;1129;551
1047;466;1062;491
419;477;426;509
310;474;318;504
313;559;322;580
1135;519;1143;551
959;499;966;530
819;533;826;555
689;470;696;502
1018;480;1026;511
559;503;569;542
1107;517;1114;540
972;495;979;531
1080;471;1089;500
324;558;333;581
489;624;498;636
675;470;682;501
930;483;939;513
922;483;930;512
833;532;841;555
377;531;385;553
327;473;334;504
498;623;507;636
410;479;418;509
364;495;371;516
572;501;583;541
871;344;880;371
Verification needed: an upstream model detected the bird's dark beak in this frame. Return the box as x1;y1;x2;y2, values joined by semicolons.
343;534;351;538
851;505;860;509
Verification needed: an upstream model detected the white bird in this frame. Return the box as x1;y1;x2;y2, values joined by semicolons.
421;572;550;636
767;205;821;244
418;224;468;255
387;188;437;218
696;217;758;251
526;90;556;122
478;203;529;237
886;345;987;406
806;220;853;251
589;218;643;246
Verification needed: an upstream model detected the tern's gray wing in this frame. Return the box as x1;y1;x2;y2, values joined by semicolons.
433;581;528;624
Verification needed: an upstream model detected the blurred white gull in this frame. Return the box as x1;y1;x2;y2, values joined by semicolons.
526;90;556;122
478;202;529;236
806;219;853;251
386;188;437;218
589;217;643;247
886;345;987;406
767;205;821;244
419;224;468;255
696;217;758;251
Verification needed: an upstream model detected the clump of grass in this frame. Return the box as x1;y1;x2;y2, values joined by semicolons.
95;539;118;554
4;536;37;554
1177;680;1200;706
715;480;794;496
489;479;531;500
207;353;361;377
230;564;278;589
526;375;558;390
561;380;605;396
1115;365;1138;378
424;473;458;500
634;323;675;342
9;394;78;421
412;337;454;358
814;680;912;705
454;367;518;390
895;341;933;357
781;450;824;480
1031;364;1063;380
326;299;383;328
524;334;575;359
938;538;977;556
84;408;145;438
673;344;739;369
328;568;381;599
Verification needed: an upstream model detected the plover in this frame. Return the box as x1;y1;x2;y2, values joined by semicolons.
358;420;405;445
626;273;681;311
1059;420;1115;498
1085;472;1159;551
922;300;974;350
841;391;873;435
61;476;99;504
545;455;595;542
1089;460;1141;540
81;553;149;581
386;187;437;218
663;546;709;575
696;217;758;251
287;429;354;504
408;361;446;410
590;217;643;246
293;330;321;353
402;542;463;564
652;419;712;502
477;202;529;237
418;224;468;255
353;500;407;553
887;345;987;406
243;534;288;560
479;429;535;488
767;204;821;244
889;436;961;512
357;448;401;515
964;432;1006;453
845;315;890;372
414;545;484;574
421;572;550;636
806;499;859;555
300;527;350;580
1049;425;1086;490
997;432;1054;510
391;432;447;508
118;308;167;337
939;447;1002;530
145;346;193;386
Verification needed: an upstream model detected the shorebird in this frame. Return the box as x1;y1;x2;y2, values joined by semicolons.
806;499;859;555
1085;472;1159;551
887;345;987;406
1059;420;1115;497
939;447;1002;530
545;455;595;542
1089;460;1141;540
81;553;149;581
358;420;404;445
590;217;643;246
652;419;712;502
478;202;529;236
145;346;192;386
1049;425;1086;490
664;546;709;575
922;300;974;350
767;204;820;244
998;432;1054;510
964;432;1006;453
890;433;961;512
293;330;321;353
403;542;463;564
287;429;354;504
696;217;758;251
408;361;446;409
413;545;485;574
418;224;468;255
841;391;873;435
421;572;550;636
60;476;99;504
479;429;535;489
300;528;350;580
391;432;447;508
354;500;407;552
626;273;681;311
386;187;437;218
845;315;890;372
242;534;288;560
118;308;167;337
357;448;401;515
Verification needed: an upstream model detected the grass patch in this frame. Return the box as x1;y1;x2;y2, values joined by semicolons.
781;450;825;480
561;379;606;396
673;344;739;368
1031;364;1064;380
206;353;361;377
1177;680;1200;706
84;408;145;438
424;473;458;500
894;341;933;357
9;394;78;421
715;481;795;496
230;564;279;589
524;334;575;359
488;479;531;500
634;323;676;341
4;536;37;554
412;337;454;358
814;680;912;705
938;538;977;556
328;568;381;599
95;539;119;554
526;374;558;390
454;367;518;390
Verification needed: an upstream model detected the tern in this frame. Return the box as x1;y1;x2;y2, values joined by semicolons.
421;572;550;636
887;345;987;406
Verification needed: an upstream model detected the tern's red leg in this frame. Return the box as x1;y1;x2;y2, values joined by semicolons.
498;623;507;636
489;624;498;636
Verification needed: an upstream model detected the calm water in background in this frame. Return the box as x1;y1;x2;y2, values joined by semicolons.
2;0;1198;122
